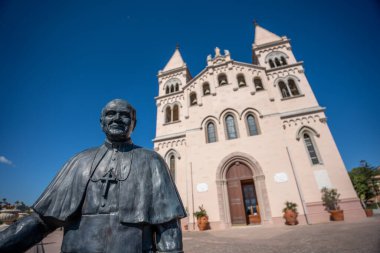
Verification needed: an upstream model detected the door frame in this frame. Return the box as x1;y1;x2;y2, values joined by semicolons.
216;152;272;227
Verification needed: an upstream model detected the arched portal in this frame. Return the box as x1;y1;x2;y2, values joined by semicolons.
226;162;260;224
216;152;272;227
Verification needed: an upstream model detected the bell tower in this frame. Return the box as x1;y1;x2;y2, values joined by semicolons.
155;46;191;140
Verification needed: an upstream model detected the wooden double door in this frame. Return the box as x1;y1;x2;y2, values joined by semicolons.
227;162;260;225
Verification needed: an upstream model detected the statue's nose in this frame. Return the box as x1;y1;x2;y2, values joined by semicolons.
114;112;122;120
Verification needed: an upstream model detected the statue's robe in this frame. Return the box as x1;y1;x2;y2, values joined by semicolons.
32;142;186;253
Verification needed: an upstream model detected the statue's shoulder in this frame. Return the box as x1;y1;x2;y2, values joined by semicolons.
131;146;163;161
68;146;100;162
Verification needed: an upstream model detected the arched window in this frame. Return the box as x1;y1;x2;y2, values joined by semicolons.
237;74;246;87
190;92;197;106
266;52;288;69
165;107;172;123
275;58;281;67
169;155;176;180
218;73;228;86
173;104;179;121
288;78;300;96
164;78;182;94
254;77;264;91
203;82;210;95
279;81;290;98
206;122;217;143
278;78;301;99
281;56;287;65
246;114;259;136
225;115;238;140
303;133;320;165
269;59;275;68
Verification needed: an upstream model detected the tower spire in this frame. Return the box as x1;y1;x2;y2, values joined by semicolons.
253;24;282;45
162;46;186;72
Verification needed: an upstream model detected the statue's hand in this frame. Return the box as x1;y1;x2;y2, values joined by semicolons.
0;213;55;253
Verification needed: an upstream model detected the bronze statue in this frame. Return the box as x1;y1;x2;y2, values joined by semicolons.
0;99;186;253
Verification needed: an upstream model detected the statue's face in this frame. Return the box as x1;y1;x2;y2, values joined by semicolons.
100;100;136;142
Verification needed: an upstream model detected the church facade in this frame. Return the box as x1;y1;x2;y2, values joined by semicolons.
153;24;365;229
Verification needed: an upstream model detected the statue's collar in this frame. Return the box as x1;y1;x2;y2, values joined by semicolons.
104;138;133;150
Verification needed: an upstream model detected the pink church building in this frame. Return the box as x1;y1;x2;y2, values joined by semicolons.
153;23;365;229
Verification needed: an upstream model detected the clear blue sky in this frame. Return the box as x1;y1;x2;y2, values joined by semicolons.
0;0;379;205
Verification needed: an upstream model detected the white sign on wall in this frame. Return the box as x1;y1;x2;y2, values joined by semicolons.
274;172;289;183
314;170;332;189
196;183;209;192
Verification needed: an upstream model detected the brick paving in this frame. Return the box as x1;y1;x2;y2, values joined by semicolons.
26;216;380;253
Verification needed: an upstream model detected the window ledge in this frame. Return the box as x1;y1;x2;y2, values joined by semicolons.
163;120;181;126
280;94;305;101
217;83;231;87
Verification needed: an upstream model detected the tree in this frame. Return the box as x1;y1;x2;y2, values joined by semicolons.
349;161;379;209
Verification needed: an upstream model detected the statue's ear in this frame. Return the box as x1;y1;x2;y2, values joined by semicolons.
100;118;104;130
132;119;137;131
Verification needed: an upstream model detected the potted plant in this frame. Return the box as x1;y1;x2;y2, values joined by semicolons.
193;205;209;231
282;201;298;225
321;187;344;221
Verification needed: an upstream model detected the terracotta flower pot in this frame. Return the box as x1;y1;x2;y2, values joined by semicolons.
197;215;209;231
365;209;373;217
283;210;298;225
330;210;344;221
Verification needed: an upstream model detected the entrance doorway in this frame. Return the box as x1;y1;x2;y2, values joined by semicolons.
226;162;261;225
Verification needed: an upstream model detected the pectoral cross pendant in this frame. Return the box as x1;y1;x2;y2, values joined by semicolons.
100;169;117;206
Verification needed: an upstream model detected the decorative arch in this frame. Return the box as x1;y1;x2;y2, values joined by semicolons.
273;75;301;87
164;148;181;160
240;107;263;119
274;75;302;99
264;51;289;64
218;108;240;121
162;102;182;124
296;126;320;141
200;115;220;129
164;78;182;94
215;152;272;226
161;101;183;113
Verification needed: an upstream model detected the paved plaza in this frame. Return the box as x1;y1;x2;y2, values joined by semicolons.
26;216;380;253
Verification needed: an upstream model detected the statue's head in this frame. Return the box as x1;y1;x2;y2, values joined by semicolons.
100;99;137;142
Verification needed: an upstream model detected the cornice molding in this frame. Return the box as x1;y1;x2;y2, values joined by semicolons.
155;91;183;100
252;38;291;51
153;132;186;143
157;66;190;78
279;106;326;119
